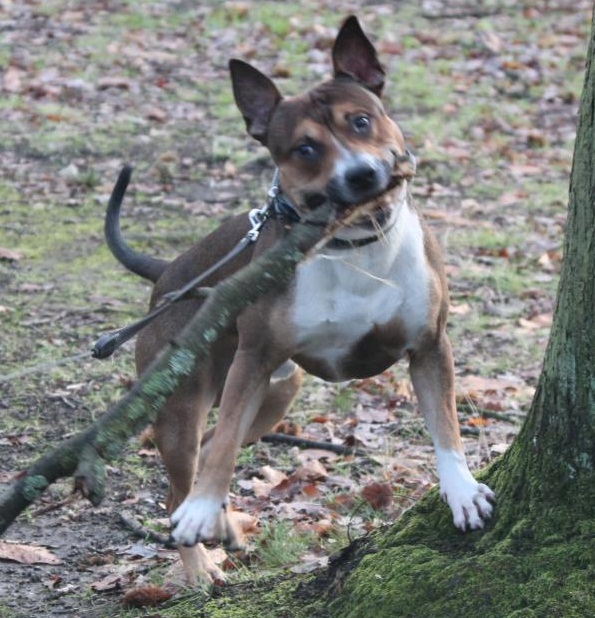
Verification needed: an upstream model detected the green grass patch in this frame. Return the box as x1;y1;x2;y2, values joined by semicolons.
255;520;314;569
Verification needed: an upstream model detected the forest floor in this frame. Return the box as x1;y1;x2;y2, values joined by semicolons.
0;1;591;616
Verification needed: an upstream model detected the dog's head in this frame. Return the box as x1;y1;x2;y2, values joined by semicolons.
229;16;415;229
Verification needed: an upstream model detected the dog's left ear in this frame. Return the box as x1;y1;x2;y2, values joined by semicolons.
229;59;282;145
332;16;385;97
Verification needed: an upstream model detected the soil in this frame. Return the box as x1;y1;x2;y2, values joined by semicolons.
0;1;591;616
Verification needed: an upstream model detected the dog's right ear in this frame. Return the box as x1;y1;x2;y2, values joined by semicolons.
229;59;282;145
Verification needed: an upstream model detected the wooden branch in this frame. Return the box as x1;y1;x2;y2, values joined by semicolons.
0;203;336;535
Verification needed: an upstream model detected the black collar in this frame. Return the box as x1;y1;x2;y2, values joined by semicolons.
270;182;390;250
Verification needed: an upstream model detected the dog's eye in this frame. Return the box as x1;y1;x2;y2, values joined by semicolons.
352;114;372;135
294;142;318;160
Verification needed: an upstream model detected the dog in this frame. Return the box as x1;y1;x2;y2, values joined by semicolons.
104;15;495;584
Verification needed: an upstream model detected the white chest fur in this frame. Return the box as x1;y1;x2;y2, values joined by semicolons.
292;202;431;381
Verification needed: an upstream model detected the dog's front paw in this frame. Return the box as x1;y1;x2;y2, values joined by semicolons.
170;495;245;549
436;448;496;531
441;480;495;531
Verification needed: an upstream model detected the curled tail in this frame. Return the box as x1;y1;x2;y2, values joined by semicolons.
105;165;169;283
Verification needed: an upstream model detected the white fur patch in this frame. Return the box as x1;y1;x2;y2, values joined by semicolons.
434;447;495;530
292;198;430;380
171;494;226;546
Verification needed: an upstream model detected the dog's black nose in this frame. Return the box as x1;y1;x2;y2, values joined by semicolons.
345;164;378;191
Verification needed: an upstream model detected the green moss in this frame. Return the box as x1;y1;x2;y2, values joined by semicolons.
163;466;595;618
330;535;594;618
21;475;49;501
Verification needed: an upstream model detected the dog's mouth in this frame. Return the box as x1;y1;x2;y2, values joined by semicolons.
307;150;412;214
339;188;400;230
304;172;404;227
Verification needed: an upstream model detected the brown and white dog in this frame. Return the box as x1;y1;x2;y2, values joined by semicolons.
105;16;494;584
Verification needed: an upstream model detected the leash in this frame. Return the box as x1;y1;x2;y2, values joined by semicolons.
91;176;278;360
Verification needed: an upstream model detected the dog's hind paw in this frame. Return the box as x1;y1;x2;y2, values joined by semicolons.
171;494;245;549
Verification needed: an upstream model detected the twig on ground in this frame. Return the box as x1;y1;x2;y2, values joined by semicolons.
261;433;369;458
457;404;522;424
118;511;174;548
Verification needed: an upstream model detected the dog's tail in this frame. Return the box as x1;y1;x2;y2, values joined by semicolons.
105;166;169;283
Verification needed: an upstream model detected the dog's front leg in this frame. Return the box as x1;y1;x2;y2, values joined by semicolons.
170;348;274;549
409;333;495;530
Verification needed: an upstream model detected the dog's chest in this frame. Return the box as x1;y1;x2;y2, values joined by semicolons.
291;209;431;381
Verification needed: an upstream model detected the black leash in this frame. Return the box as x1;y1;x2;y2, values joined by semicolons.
92;177;277;360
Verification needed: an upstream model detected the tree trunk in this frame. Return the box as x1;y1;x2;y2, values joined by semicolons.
193;14;595;618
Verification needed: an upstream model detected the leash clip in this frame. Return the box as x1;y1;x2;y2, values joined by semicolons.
246;168;279;242
247;203;270;242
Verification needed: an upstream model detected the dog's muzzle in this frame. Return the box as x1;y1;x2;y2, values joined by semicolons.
325;158;393;209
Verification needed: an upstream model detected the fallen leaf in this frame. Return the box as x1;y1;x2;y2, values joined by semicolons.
292;460;328;482
251;477;274;498
122;584;174;608
0;247;23;261
479;30;503;54
42;574;63;590
466;417;490;428
273;420;301;435
97;76;133;90
518;313;553;330
449;302;471;315
0;542;61;565
361;482;393;510
357;408;394;424
146;106;167;122
91;572;129;592
259;465;288;486
17;283;53;293
301;484;321;498
231;510;259;534
491;443;510;456
3;66;22;93
457;374;521;396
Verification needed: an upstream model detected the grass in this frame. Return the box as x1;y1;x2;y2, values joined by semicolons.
255;521;314;569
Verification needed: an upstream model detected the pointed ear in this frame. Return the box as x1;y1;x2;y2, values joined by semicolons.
229;59;282;145
332;16;385;97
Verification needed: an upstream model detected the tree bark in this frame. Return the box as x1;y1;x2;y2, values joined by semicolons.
0;202;335;534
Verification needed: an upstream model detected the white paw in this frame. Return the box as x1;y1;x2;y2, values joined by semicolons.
435;448;496;531
171;494;244;549
441;480;495;531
